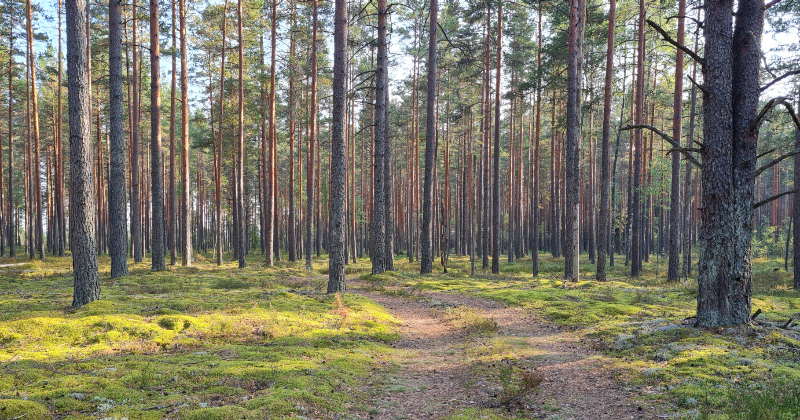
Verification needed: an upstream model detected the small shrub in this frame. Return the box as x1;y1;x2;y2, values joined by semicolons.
496;359;542;405
721;379;800;420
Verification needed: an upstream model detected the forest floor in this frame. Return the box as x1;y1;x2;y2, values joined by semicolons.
1;251;800;419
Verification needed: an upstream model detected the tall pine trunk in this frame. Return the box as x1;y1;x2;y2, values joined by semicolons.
420;0;438;274
108;0;128;277
327;0;347;293
67;0;100;307
150;0;165;271
597;0;615;281
564;0;584;282
180;0;191;266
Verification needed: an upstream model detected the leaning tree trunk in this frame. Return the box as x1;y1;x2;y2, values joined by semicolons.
563;0;584;282
327;0;347;293
108;0;128;278
66;0;100;307
420;0;437;274
149;0;165;271
597;0;615;281
667;0;686;282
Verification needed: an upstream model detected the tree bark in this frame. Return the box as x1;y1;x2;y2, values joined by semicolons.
237;0;247;268
169;0;177;265
7;6;14;258
67;0;100;307
26;0;44;260
305;0;318;270
371;0;388;274
327;0;347;293
180;0;191;266
597;0;615;281
491;0;502;274
150;0;165;271
564;0;584;282
420;0;438;274
631;0;645;277
109;0;128;277
667;0;686;282
131;0;142;262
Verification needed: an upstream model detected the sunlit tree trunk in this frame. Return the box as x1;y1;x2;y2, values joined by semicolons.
26;0;44;260
327;0;347;293
597;0;615;281
305;0;317;270
564;0;583;282
179;0;191;266
67;0;100;307
108;0;128;277
491;0;501;274
631;0;645;277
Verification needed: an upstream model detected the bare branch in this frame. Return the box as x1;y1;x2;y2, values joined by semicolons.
687;74;708;95
754;189;798;209
646;19;704;66
621;124;701;167
760;69;800;92
757;148;777;160
755;149;800;178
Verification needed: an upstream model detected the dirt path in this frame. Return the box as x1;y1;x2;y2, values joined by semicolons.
350;280;660;420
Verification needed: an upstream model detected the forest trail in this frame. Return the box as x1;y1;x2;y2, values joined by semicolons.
350;279;661;420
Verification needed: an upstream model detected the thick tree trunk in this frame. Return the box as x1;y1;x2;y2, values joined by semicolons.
420;0;437;274
564;0;584;282
327;0;347;293
108;0;128;277
150;0;165;271
696;0;736;326
371;0;388;274
67;0;100;307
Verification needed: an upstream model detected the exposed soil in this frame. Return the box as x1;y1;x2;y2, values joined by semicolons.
350;279;661;420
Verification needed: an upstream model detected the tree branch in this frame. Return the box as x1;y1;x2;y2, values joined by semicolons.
646;19;704;66
754;189;798;209
755;149;800;178
687;74;708;95
750;97;800;132
760;69;800;92
757;148;777;160
621;124;701;167
765;0;783;9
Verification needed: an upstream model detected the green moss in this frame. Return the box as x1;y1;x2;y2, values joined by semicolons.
0;399;50;420
179;405;254;420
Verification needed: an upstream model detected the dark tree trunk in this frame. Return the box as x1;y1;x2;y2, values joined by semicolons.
696;0;736;327
7;7;14;258
564;0;584;282
597;0;615;281
327;0;347;293
131;0;142;262
491;1;501;274
794;94;800;288
180;0;191;266
237;0;247;268
420;0;437;274
631;0;645;277
108;0;128;278
384;79;395;271
667;0;686;282
371;0;388;274
150;0;165;271
67;0;100;307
